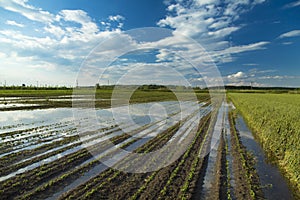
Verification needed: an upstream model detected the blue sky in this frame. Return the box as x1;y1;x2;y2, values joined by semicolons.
0;0;299;87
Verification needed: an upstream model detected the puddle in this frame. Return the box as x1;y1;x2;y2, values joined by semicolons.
223;102;236;200
235;114;294;200
200;102;224;199
46;107;207;199
0;102;187;181
0;100;208;199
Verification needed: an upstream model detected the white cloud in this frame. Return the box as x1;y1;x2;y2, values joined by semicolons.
282;42;293;45
227;71;246;79
108;15;125;22
167;3;187;14
157;0;267;63
157;5;215;38
59;9;91;24
0;29;56;50
258;75;300;80
0;0;269;86
0;5;127;86
208;27;240;38
211;41;269;63
194;0;219;6
284;0;300;8
5;20;24;27
222;67;300;87
0;0;54;23
278;30;300;39
59;10;99;35
44;24;65;38
243;63;259;66
209;20;230;30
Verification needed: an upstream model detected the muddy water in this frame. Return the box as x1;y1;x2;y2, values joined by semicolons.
200;102;224;199
223;103;236;200
235;114;294;200
0;101;205;198
47;107;207;199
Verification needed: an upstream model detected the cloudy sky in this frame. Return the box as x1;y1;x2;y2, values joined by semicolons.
0;0;299;87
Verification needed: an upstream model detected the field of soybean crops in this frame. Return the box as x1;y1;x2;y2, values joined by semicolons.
229;93;300;198
0;89;298;199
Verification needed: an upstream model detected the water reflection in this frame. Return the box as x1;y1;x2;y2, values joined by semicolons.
235;115;294;200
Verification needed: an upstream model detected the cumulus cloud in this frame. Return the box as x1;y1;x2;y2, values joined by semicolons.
0;0;269;86
158;0;265;40
0;1;129;86
108;15;125;22
157;0;267;64
223;68;299;87
59;10;91;24
227;71;246;79
59;9;99;35
194;0;219;7
43;24;65;38
278;30;300;38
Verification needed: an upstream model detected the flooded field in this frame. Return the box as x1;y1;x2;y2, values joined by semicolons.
0;92;297;199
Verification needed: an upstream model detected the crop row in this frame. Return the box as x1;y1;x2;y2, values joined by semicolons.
58;105;208;199
60;108;203;199
0;131;133;199
228;111;263;199
59;120;185;199
2;104;188;199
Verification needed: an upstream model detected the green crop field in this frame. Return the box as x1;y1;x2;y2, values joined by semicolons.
228;93;300;194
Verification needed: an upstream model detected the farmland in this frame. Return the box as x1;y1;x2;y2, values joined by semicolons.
0;88;298;199
228;92;300;198
0;88;210;111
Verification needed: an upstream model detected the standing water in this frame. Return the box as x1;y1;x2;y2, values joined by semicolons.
235;114;294;200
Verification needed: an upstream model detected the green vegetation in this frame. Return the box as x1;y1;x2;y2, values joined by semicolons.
229;111;258;199
228;93;300;195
